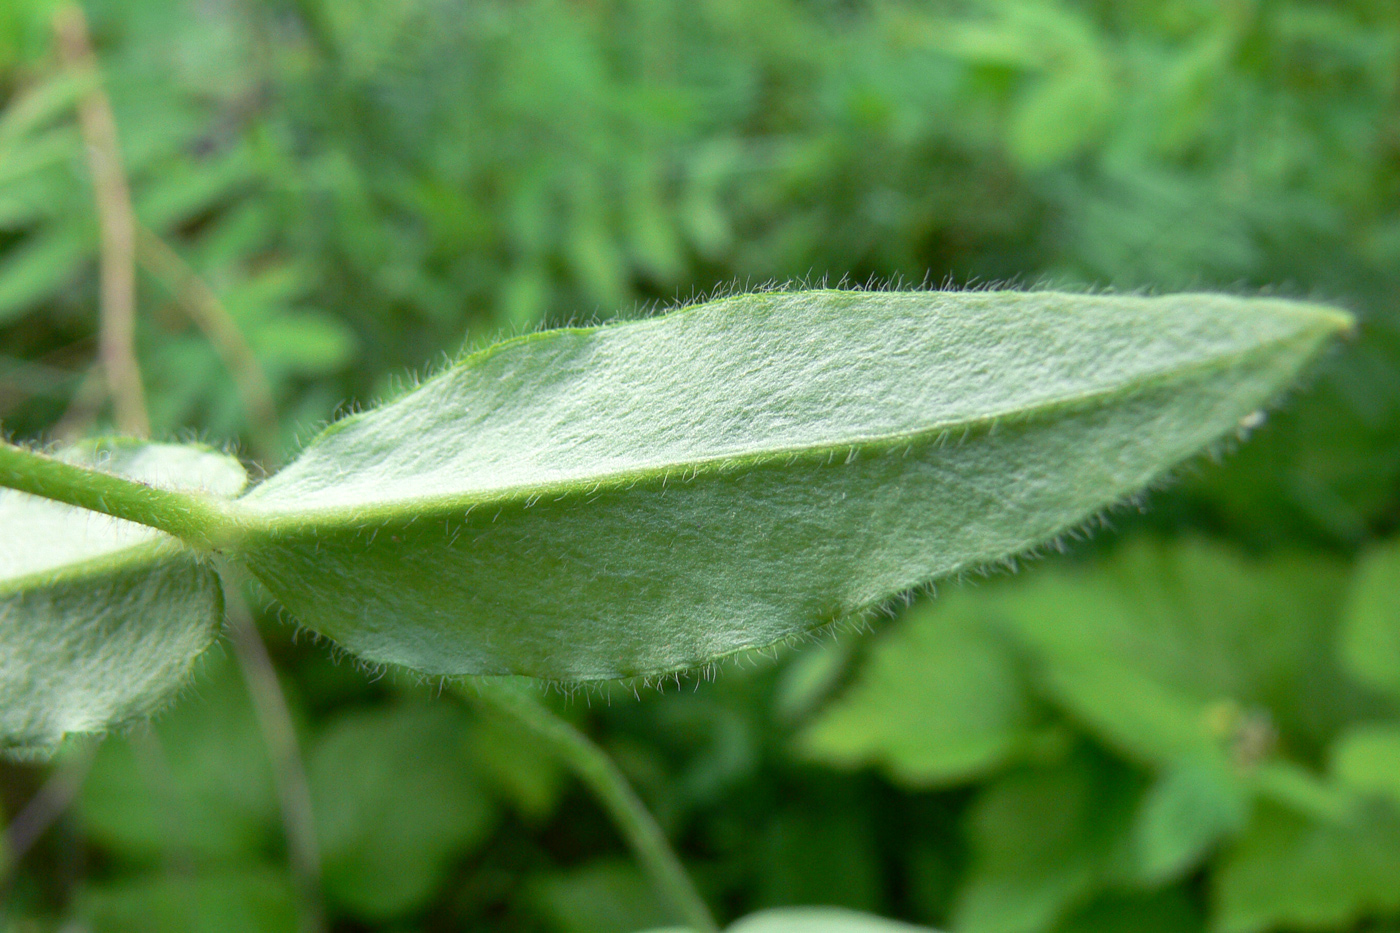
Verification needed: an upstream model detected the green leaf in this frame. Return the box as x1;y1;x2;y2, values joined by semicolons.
638;907;941;933
231;290;1349;680
954;748;1141;933
798;591;1034;786
307;701;497;919
73;867;299;933
1051;889;1201;933
77;653;281;865
1006;66;1115;171
1330;723;1400;809
991;537;1353;766
1339;540;1400;703
464;707;566;821
0;226;93;325
250;310;358;377
0;440;245;757
530;859;670;933
1132;757;1248;883
1249;760;1358;823
727;908;939;932
1212;803;1400;933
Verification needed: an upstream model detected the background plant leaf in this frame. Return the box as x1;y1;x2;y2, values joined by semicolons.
953;748;1141;933
73;867;299;933
306;701;497;920
797;590;1035;786
1212;803;1400;933
1339;540;1400;704
76;653;281;866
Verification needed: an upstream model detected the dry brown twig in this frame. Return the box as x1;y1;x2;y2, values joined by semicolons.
15;17;316;925
53;3;147;437
136;225;282;461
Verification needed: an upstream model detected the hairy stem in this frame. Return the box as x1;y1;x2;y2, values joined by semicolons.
54;4;148;437
465;681;718;933
0;439;240;550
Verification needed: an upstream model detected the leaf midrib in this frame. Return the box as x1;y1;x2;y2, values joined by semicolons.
234;321;1331;538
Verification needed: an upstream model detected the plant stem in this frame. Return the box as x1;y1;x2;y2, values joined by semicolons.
0;439;239;550
137;226;282;463
54;3;148;437
465;681;718;933
223;571;325;933
0;746;94;888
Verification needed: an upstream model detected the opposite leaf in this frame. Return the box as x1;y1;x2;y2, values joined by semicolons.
727;908;938;931
639;906;939;933
0;439;245;756
233;289;1348;680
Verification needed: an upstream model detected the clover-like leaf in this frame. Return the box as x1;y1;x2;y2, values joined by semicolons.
0;439;245;756
232;289;1349;680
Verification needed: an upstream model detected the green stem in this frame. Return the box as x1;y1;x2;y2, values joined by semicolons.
465;681;719;933
0;439;239;550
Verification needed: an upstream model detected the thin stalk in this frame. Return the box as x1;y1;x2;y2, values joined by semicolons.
52;364;109;442
0;439;240;550
0;746;94;886
136;226;281;462
53;4;148;436
465;681;718;933
223;571;325;933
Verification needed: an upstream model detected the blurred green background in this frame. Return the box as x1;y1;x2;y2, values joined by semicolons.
2;0;1400;930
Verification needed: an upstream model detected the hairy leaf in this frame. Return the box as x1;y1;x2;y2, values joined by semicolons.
0;440;245;756
727;908;938;931
640;907;940;933
232;290;1348;680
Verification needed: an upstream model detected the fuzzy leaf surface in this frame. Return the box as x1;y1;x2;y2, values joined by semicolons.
639;907;939;932
233;289;1349;679
0;440;245;756
726;908;938;931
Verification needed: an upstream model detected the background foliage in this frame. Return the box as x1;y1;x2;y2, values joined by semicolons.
1;0;1398;930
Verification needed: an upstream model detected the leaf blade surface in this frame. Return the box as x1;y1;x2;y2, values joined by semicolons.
0;440;245;755
235;290;1349;680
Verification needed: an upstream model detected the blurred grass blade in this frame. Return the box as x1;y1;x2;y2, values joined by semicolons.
234;289;1351;680
0;440;245;757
